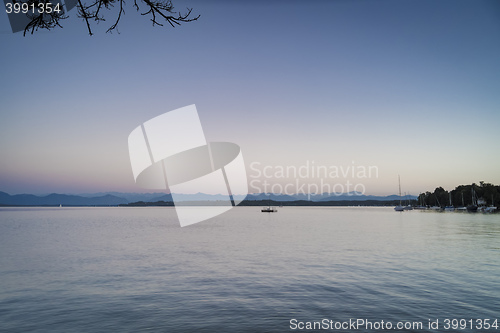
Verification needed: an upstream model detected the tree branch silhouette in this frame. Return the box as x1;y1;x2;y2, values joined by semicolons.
19;0;198;35
16;0;68;36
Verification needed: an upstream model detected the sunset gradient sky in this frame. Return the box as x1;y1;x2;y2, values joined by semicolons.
1;0;499;196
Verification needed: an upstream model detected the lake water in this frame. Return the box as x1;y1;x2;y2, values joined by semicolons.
0;207;499;332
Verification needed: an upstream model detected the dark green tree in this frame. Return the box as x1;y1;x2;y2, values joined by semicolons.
433;187;447;207
421;183;500;208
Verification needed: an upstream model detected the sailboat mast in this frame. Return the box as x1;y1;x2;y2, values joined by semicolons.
398;175;402;206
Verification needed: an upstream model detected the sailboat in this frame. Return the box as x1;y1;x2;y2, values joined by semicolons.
484;195;497;213
467;188;478;212
444;193;455;211
414;193;427;210
456;192;467;211
394;175;405;212
429;193;442;211
404;192;413;210
261;194;277;213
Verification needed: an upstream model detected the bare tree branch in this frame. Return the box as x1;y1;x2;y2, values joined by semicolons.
106;0;124;33
77;0;93;35
139;0;199;29
18;0;198;35
19;0;68;36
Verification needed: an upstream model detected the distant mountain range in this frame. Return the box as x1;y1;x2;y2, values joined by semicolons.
0;191;416;206
244;192;414;202
0;191;127;206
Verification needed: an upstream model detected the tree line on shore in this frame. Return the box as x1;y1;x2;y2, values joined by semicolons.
417;182;499;208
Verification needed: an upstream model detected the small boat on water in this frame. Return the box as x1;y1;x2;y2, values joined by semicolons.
456;192;467;211
484;195;497;213
444;193;455;212
484;206;497;213
430;194;442;211
261;194;278;213
403;192;413;210
394;175;405;212
414;194;427;209
467;188;478;212
467;205;478;212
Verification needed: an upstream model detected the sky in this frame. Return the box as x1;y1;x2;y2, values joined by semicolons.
0;0;499;196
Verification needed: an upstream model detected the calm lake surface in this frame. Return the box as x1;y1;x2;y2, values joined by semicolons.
0;207;499;332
